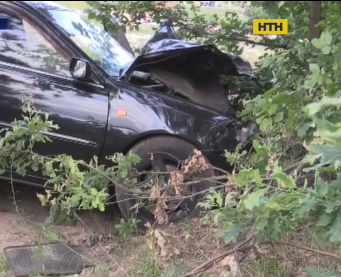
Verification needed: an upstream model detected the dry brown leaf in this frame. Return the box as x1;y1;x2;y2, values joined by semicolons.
254;245;272;256
154;229;168;257
145;223;168;258
145;223;154;251
268;155;275;167
182;149;209;174
280;181;287;188
224;177;240;207
154;192;169;225
168;171;184;195
144;222;180;268
150;183;160;199
224;191;239;208
144;222;152;229
173;248;181;256
218;254;239;277
148;149;210;226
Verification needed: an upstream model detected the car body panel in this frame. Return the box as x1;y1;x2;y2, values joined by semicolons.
101;80;243;170
0;65;109;184
0;2;110;184
0;1;252;186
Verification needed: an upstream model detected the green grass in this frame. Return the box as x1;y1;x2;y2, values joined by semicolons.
54;1;89;10
54;1;247;20
0;255;9;276
194;5;247;21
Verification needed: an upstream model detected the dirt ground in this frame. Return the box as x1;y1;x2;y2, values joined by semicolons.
1;180;341;277
0;181;221;277
0;180;121;277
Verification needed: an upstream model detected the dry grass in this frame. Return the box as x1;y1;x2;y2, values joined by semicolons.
0;181;339;277
64;217;341;277
241;229;341;277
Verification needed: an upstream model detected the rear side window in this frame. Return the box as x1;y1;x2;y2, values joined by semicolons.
0;11;70;77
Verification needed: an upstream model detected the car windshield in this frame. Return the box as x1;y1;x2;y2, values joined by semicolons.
38;5;134;76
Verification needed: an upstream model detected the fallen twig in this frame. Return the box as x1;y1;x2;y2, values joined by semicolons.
275;240;341;261
181;235;254;277
181;237;341;277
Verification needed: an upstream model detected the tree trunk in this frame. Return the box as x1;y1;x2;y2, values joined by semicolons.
308;1;321;40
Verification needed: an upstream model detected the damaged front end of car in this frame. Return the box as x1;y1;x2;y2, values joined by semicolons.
119;20;262;116
117;20;261;147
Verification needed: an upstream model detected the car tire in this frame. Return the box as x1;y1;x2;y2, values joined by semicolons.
115;136;216;224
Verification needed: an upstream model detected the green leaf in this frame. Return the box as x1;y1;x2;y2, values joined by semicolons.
268;103;277;115
315;176;329;197
278;1;285;8
304;76;317;88
87;12;96;20
321;45;331;55
321;31;333;45
305;97;341;116
306;267;341;277
294;198;317;217
242;189;266;210
309;63;320;75
309;144;341;167
311;38;325;49
323;200;341;213
322;273;341;277
274;111;283;123
219;225;243;244
297;122;312;138
316;213;333;227
318;53;329;64
325;211;341;243
305;267;322;277
264;199;281;210
332;61;338;70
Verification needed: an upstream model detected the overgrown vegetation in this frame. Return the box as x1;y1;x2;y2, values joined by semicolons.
3;0;341;276
0;98;141;224
86;0;341;276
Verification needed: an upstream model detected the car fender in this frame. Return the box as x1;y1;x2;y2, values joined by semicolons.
100;86;247;170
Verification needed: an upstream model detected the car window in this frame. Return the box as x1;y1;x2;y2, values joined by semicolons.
0;11;70;77
38;7;134;77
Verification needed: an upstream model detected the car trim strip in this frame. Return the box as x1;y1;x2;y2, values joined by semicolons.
0;121;97;147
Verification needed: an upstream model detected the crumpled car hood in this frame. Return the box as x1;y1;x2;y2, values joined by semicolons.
119;22;254;80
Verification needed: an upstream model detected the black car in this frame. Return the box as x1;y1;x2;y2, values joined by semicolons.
0;1;256;222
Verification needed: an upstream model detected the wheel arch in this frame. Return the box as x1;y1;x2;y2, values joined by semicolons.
122;131;206;157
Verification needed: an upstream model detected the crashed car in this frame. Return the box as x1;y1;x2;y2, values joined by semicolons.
120;19;257;115
0;1;257;223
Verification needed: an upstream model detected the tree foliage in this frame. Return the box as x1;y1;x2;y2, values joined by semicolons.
0;98;141;224
2;0;341;275
84;1;341;275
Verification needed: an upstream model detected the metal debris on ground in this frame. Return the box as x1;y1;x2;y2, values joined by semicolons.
3;242;95;277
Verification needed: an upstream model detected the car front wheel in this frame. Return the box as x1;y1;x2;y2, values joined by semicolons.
115;136;216;224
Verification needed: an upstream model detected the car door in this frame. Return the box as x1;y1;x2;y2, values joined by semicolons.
0;7;109;184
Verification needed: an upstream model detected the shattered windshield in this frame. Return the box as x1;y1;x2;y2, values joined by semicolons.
37;5;134;76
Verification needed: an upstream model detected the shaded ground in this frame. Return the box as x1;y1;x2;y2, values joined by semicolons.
0;181;222;277
0;180;341;277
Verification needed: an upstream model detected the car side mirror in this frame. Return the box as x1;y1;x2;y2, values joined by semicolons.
70;58;92;80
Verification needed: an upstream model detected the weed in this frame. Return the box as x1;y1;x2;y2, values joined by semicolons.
115;218;140;242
